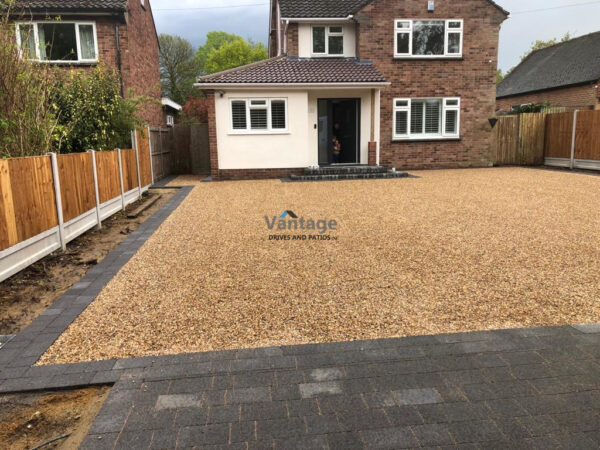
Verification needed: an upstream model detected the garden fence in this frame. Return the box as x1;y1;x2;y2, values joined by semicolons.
492;110;600;170
0;129;153;282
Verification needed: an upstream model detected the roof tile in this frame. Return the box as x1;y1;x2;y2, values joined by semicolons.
11;1;127;11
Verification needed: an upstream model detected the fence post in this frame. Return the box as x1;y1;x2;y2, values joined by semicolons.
48;152;66;251
89;150;102;230
132;130;142;199
570;110;578;170
147;126;155;185
116;148;125;210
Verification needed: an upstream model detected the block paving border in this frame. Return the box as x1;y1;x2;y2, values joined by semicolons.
0;183;599;449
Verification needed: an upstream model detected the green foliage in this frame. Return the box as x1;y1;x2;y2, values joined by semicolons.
521;33;571;61
195;31;241;75
204;38;267;74
509;103;550;114
496;69;504;84
159;34;199;105
50;64;146;153
0;2;57;157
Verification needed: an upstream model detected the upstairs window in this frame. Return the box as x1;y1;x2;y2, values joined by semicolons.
393;97;460;140
230;98;288;134
395;19;463;57
16;22;98;63
312;25;344;56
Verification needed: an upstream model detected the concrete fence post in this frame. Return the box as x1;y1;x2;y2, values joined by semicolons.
147;126;155;185
132;130;142;199
89;150;102;230
116;148;125;210
570;110;578;170
48;152;66;251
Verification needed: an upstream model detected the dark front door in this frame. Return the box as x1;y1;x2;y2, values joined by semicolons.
318;98;360;165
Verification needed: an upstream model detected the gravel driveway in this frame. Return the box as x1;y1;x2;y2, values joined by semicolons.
40;168;600;364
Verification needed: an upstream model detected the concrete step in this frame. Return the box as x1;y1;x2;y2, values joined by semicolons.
289;171;410;182
304;165;388;176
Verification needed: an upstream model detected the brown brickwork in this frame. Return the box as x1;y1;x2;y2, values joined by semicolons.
206;90;219;179
496;82;600;112
286;22;299;56
368;142;377;166
355;0;507;170
215;168;304;181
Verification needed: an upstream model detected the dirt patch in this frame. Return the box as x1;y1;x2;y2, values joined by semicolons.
39;168;600;364
0;386;109;450
0;189;177;335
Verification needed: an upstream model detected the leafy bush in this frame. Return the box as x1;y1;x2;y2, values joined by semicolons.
0;5;57;157
181;97;210;124
51;64;145;152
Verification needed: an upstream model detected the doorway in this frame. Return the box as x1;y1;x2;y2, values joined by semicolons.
318;98;361;165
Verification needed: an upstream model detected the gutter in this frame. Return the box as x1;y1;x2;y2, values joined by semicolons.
194;82;390;89
280;16;354;22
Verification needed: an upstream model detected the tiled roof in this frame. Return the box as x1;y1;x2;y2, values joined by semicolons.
277;0;508;18
11;1;127;11
497;32;600;98
196;57;388;85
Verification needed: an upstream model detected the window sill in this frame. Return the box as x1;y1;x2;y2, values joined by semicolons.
393;56;463;61
228;131;290;136
392;137;461;142
36;60;98;66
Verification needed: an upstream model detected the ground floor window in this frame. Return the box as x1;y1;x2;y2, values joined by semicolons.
393;97;460;140
230;98;288;133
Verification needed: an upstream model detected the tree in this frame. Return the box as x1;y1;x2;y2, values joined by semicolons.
195;31;241;75
204;39;267;74
521;32;571;61
159;34;199;105
496;69;505;84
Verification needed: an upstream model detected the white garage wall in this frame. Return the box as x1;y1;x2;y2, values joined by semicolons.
215;90;314;169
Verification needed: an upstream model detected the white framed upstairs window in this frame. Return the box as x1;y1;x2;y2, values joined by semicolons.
393;97;460;140
15;21;98;63
230;98;288;134
311;25;344;56
394;19;463;58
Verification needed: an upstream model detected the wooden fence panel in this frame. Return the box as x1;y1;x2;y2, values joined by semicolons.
136;130;153;186
519;113;546;165
191;123;210;174
120;148;139;192
95;150;121;203
0;160;18;250
58;153;95;223
544;112;573;159
492;116;519;165
575;110;600;161
7;156;58;245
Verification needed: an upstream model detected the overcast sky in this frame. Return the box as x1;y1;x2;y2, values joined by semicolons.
151;0;600;72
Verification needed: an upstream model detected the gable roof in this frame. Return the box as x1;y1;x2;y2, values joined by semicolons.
497;32;600;98
11;1;127;12
277;0;508;18
196;56;388;86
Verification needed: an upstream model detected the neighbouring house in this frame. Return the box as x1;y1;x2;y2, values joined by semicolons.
9;0;164;127
497;32;600;113
162;97;182;127
195;0;508;180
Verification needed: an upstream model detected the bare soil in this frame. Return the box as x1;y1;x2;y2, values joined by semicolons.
0;189;177;336
0;386;109;450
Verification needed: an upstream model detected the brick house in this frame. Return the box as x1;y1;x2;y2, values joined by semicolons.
10;0;163;127
497;32;600;113
196;0;508;180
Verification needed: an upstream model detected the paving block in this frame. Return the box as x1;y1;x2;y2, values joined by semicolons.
361;426;418;449
155;394;202;410
299;381;342;398
391;388;442;406
226;386;271;404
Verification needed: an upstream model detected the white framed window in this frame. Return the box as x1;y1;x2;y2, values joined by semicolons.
166;115;175;127
394;19;463;58
393;97;460;140
15;21;98;63
230;98;288;134
311;25;344;56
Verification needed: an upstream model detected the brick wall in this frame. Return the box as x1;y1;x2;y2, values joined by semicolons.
356;0;506;170
121;0;163;127
286;23;299;57
496;82;600;112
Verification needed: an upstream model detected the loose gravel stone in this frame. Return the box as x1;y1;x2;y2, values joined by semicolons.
39;168;600;364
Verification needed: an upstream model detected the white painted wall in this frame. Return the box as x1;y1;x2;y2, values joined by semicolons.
298;23;356;58
215;90;314;169
215;88;378;169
